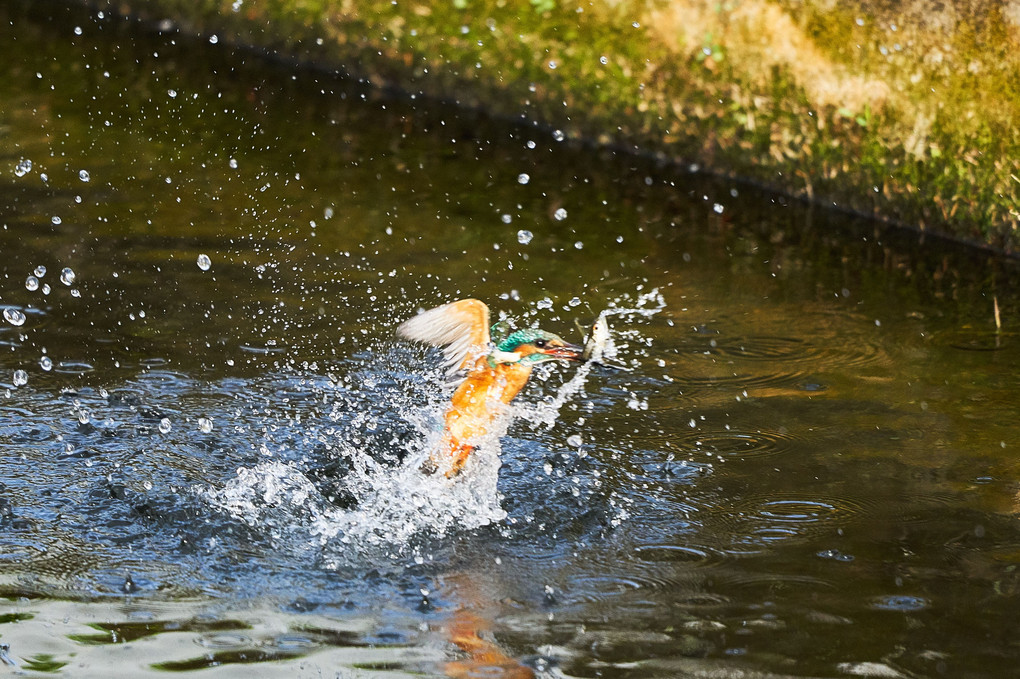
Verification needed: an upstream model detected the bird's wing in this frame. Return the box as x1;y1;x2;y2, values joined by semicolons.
397;299;491;377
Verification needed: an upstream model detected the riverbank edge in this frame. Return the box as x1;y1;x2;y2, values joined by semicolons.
50;0;1020;254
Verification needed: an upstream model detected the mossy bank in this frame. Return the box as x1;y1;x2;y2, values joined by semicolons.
47;0;1020;251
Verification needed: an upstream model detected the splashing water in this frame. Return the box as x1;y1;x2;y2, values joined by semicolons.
518;288;665;429
201;289;664;566
203;371;510;563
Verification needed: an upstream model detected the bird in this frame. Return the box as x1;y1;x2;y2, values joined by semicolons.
397;299;583;477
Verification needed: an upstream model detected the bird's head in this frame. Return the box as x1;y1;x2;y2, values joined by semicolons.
493;329;583;365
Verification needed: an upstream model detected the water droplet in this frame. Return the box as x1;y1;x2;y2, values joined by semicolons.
78;410;90;425
159;418;172;434
517;230;533;244
517;173;530;185
198;417;214;433
70;289;81;298
574;240;583;249
552;129;565;142
208;34;219;44
34;265;46;277
168;89;177;98
537;298;553;310
14;159;32;177
567;434;583;447
526;140;536;149
548;60;557;69
501;214;512;224
599;55;608;65
543;461;553;475
553;207;568;221
229;158;238;169
197;254;212;271
25;276;39;291
51;216;62;225
568;296;581;307
60;267;76;285
713;203;724;214
74;26;82;35
39;356;52;371
41;284;51;295
3;308;26;326
78;169;90;182
12;370;28;387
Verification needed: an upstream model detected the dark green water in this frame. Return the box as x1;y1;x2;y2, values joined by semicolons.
2;4;1020;678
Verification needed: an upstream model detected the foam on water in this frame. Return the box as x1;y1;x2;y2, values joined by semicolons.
203;390;508;564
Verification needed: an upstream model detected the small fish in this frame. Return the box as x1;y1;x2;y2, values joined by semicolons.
583;310;612;363
577;310;632;370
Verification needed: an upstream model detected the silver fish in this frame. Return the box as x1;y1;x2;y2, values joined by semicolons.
582;310;612;363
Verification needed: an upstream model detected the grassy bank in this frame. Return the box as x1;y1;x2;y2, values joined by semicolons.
66;0;1020;250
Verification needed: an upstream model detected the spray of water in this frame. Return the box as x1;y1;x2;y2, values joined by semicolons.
202;289;666;564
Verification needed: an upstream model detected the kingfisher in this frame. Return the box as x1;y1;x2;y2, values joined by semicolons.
397;299;583;477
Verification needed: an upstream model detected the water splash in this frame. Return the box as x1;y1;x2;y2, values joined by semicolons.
3;307;26;326
200;289;664;566
203;370;509;564
520;287;666;429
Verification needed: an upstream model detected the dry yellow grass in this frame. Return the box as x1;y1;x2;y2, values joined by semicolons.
644;0;890;113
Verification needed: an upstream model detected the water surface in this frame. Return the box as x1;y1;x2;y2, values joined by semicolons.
2;4;1020;678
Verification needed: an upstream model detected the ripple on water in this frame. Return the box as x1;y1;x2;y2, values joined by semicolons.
869;595;929;612
704;493;866;548
134;369;192;387
198;632;255;649
939;329;1013;352
562;539;728;607
53;361;95;375
633;543;717;566
712;335;816;360
673;330;888;396
712;569;839;593
674;428;797;460
668;370;807;393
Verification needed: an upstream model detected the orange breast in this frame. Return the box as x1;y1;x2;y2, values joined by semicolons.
432;359;533;475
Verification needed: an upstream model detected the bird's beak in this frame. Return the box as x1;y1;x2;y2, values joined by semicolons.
543;342;584;361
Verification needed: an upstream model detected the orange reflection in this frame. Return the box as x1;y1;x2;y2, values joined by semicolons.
439;574;535;679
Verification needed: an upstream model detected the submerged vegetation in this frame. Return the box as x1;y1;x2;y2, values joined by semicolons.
60;0;1020;250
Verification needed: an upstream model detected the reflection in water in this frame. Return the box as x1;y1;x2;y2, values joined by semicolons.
4;2;1020;678
440;574;536;679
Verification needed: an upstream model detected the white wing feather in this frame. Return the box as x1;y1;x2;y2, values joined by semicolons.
396;299;491;377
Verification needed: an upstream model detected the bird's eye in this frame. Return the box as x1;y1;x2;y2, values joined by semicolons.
534;339;547;348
